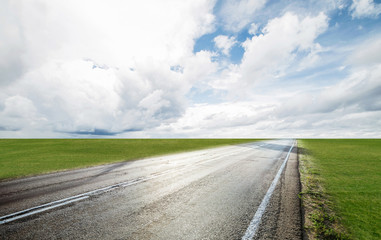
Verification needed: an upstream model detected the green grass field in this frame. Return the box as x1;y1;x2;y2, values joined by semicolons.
0;139;260;180
299;139;381;240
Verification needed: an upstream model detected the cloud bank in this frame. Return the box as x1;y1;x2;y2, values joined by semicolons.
0;0;216;136
1;0;381;138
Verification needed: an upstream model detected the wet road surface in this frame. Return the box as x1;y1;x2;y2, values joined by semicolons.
0;139;301;239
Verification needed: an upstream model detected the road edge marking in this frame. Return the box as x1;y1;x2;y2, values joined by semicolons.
242;140;295;240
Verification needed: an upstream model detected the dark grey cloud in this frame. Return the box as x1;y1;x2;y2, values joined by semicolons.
0;126;20;131
63;127;143;136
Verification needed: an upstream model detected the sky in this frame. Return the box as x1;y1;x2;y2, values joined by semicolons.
0;0;381;138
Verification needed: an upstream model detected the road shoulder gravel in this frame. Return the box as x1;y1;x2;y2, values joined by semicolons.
253;143;302;240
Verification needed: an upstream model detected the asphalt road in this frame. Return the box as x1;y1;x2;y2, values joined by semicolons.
0;139;301;240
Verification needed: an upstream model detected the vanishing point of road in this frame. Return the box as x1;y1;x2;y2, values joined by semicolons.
0;139;301;239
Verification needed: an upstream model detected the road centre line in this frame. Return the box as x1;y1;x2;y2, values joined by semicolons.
0;145;251;225
0;196;89;225
0;168;185;225
242;140;295;240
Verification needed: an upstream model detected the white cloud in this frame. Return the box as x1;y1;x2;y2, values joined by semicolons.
0;0;217;136
213;35;237;55
153;4;380;138
182;51;218;84
277;66;381;117
0;95;39;130
0;1;25;86
155;101;277;137
1;0;380;138
248;23;260;35
350;0;381;18
218;0;267;32
350;36;381;66
154;98;381;138
157;62;381;138
242;12;327;80
156;32;381;138
212;12;328;95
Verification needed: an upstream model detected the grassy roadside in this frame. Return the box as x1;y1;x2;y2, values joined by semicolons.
298;139;381;240
0;139;261;180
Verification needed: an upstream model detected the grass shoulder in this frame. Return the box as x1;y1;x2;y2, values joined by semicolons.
298;139;381;240
298;140;349;239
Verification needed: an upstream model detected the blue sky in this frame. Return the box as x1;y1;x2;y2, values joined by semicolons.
0;0;381;138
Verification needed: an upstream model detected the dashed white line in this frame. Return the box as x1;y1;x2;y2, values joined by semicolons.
0;196;89;225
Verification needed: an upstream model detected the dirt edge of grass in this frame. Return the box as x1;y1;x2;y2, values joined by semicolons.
298;140;350;240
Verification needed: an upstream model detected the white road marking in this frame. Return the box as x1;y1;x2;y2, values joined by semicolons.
242;140;295;240
0;144;252;225
0;173;164;225
0;196;89;225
